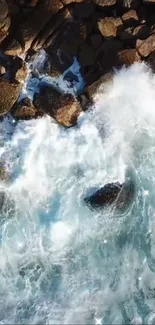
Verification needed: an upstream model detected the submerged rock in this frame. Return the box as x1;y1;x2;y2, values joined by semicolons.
84;168;136;212
33;84;82;127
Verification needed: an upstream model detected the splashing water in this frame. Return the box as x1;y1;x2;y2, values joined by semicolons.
1;63;155;324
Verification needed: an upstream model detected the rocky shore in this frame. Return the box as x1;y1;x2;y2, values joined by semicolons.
0;0;155;126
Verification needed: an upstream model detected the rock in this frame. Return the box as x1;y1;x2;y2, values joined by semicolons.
61;0;84;3
117;49;141;66
4;39;22;56
136;34;155;57
45;48;74;77
0;163;9;182
93;0;117;6
73;2;95;19
121;0;141;8
4;1;59;55
98;39;123;74
78;43;96;67
63;71;79;82
132;25;150;39
0;65;6;75
59;21;87;57
12;97;43;120
84;182;123;208
120;25;150;44
0;78;21;115
145;50;155;71
10;56;28;83
84;72;113;101
0;30;8;44
33;8;71;50
0;0;8;23
84;169;136;212
122;9;139;27
33;85;82;127
98;17;123;38
90;33;102;48
143;0;155;3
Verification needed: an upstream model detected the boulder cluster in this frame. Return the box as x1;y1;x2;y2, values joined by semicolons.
0;0;155;126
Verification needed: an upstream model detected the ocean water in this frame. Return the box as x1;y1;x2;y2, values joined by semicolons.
0;62;155;324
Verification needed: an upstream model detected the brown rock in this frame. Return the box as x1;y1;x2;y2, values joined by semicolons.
33;8;71;50
0;78;21;115
93;0;116;6
122;9;139;27
136;34;155;57
45;49;74;77
145;50;155;71
117;49;141;66
12;97;42;120
0;30;8;43
47;0;64;14
33;85;82;127
0;0;8;23
4;39;22;56
61;0;83;3
4;1;61;55
84;72;113;101
98;17;123;38
0;65;6;75
0;17;11;32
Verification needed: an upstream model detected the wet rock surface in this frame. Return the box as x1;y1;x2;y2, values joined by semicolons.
33;85;82;127
0;77;21;115
0;0;154;118
12;97;43;120
84;175;136;212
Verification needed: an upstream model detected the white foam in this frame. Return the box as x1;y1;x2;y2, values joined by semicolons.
0;63;155;323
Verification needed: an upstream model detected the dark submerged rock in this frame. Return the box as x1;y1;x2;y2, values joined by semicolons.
84;168;136;212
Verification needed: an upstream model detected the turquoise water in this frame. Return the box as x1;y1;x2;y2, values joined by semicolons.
0;64;155;324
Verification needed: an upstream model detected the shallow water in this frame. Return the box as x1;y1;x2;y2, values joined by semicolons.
0;63;155;324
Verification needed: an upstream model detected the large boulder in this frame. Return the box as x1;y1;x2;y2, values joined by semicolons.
0;78;21;115
33;85;82;127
